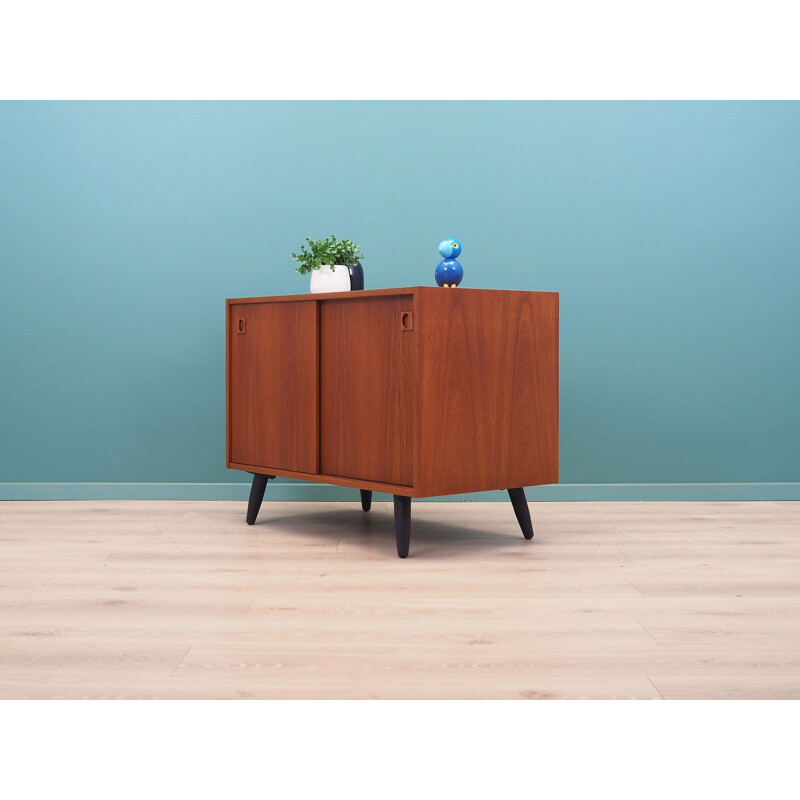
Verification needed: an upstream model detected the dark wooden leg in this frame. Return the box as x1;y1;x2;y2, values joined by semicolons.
360;490;372;512
246;473;275;525
508;488;534;539
393;495;411;558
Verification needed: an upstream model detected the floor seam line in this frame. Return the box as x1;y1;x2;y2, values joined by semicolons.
646;676;665;699
627;579;645;597
636;618;661;645
170;645;192;677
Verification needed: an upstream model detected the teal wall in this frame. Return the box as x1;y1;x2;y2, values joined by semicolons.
1;102;799;499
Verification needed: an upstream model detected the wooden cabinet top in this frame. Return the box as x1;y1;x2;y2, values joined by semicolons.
228;286;558;305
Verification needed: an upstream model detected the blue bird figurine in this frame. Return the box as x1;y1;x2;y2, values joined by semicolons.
438;238;462;259
435;239;463;287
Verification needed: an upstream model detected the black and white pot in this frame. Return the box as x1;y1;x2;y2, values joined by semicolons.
308;261;365;293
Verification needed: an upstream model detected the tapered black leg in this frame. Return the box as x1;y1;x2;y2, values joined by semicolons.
360;490;372;512
508;488;534;539
246;473;275;525
393;495;411;558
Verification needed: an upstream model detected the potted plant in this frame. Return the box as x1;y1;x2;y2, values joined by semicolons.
291;235;365;293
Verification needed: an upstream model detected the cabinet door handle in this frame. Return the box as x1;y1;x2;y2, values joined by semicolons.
400;311;414;331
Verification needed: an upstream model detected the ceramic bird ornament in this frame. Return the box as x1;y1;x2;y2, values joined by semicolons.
435;239;463;287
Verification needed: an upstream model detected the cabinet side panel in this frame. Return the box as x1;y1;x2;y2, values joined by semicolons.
320;296;415;487
229;301;318;474
417;289;559;496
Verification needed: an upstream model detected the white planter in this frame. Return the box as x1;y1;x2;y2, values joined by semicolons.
309;264;351;294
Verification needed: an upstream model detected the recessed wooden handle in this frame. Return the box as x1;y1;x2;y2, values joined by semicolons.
236;317;246;334
400;311;414;331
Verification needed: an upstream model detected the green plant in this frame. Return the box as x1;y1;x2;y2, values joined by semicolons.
291;235;364;275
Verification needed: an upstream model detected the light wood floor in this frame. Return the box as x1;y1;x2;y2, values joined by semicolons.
1;500;799;699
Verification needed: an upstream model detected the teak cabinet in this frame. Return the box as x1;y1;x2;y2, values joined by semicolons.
226;286;559;557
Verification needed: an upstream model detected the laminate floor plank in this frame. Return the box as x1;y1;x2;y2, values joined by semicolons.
1;500;799;699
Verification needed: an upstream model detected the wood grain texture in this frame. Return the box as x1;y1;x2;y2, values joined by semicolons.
416;288;558;496
2;500;800;699
228;300;318;474
320;295;415;487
